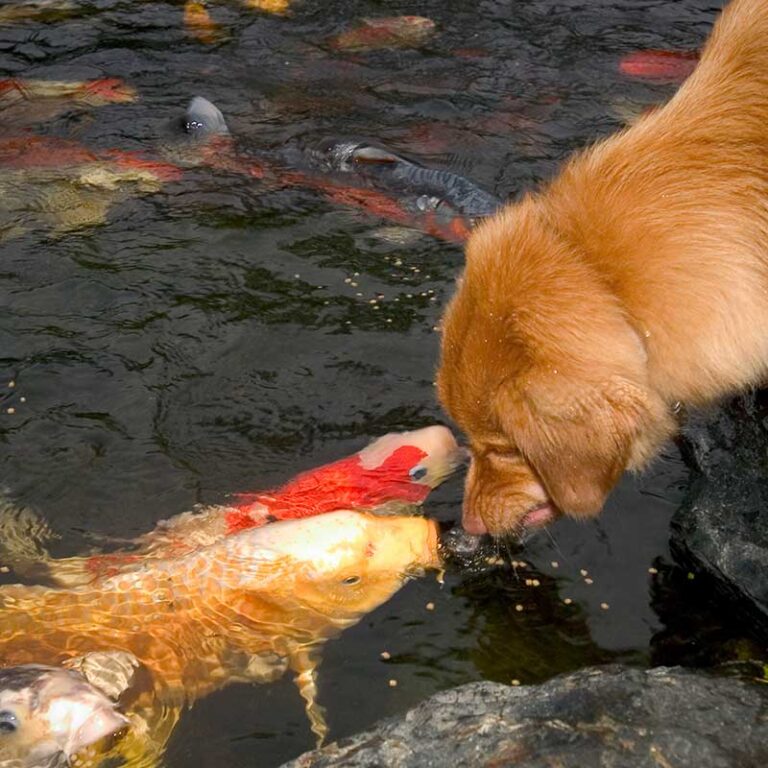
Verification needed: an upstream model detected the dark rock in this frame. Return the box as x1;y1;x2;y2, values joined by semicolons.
671;393;768;627
282;666;768;768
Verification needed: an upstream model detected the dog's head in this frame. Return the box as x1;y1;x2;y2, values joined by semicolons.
437;202;675;536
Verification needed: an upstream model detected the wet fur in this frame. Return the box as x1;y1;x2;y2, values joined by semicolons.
437;0;768;534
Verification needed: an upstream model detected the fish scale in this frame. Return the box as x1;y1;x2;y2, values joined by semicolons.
0;510;441;765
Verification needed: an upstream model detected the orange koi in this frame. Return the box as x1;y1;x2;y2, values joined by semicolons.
619;49;699;82
0;511;441;761
0;77;136;105
14;425;462;585
328;16;437;53
183;0;225;45
0;136;182;183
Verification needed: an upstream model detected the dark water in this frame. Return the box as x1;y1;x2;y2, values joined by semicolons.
1;0;761;766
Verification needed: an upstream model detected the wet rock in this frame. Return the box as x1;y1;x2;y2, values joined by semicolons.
282;666;768;768
671;393;768;627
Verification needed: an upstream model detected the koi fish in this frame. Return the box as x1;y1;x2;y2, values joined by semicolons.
0;135;182;237
0;77;136;106
618;49;699;82
184;96;499;242
311;140;503;220
183;0;226;45
2;425;463;586
241;0;291;13
0;659;130;767
0;511;442;762
182;0;290;43
328;16;437;53
0;1;80;25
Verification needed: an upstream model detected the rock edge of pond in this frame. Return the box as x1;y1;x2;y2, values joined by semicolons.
671;396;768;628
282;665;768;768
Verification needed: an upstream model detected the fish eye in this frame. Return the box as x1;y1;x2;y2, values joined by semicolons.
0;711;18;734
409;466;428;481
342;576;361;586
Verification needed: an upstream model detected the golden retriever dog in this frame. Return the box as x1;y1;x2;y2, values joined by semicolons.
437;0;768;536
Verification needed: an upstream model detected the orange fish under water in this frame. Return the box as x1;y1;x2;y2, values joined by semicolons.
183;0;226;45
0;511;441;763
328;16;437;53
183;0;290;44
618;49;699;82
5;425;463;586
0;77;135;105
0;135;182;237
183;97;490;243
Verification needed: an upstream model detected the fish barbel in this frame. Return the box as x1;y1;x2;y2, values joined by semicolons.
0;511;441;761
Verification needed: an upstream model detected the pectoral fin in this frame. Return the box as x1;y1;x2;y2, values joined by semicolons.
288;647;327;746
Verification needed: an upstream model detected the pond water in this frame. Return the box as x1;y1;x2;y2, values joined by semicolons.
1;0;760;765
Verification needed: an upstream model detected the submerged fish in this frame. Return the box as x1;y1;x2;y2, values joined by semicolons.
0;136;182;237
328;16;437;53
0;661;129;767
4;425;463;586
312;140;502;220
241;0;291;13
618;49;699;82
0;78;136;106
0;78;137;131
0;511;442;761
184;96;499;242
182;0;289;43
0;1;79;25
183;0;226;45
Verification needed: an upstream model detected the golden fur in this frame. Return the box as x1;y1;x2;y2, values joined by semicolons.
437;0;768;535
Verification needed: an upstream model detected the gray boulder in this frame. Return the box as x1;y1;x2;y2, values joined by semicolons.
671;394;768;626
282;666;768;768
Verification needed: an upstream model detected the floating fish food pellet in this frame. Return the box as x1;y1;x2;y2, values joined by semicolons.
551;561;559;568
511;679;520;686
584;578;594;585
388;679;398;687
648;567;659;575
380;651;391;660
563;598;573;605
425;602;435;611
515;604;524;612
580;569;589;577
600;602;610;610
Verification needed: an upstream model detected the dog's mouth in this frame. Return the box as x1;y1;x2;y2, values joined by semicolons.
462;500;558;537
521;501;557;529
